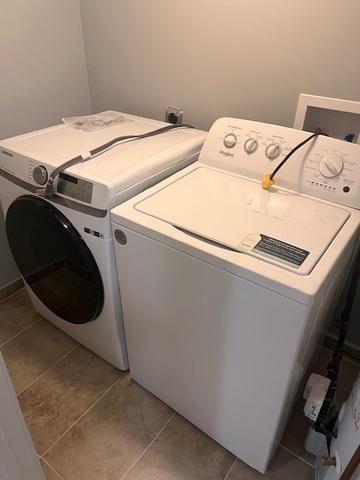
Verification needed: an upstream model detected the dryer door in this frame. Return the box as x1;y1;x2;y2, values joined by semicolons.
5;195;104;324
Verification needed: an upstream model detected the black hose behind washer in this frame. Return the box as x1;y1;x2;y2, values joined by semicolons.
315;247;360;454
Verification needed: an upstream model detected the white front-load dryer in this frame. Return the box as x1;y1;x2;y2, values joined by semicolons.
0;112;206;369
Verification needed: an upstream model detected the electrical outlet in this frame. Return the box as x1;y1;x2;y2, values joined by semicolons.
165;107;183;125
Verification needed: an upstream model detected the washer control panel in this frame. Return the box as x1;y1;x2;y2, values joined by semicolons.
57;173;93;204
199;117;360;209
302;149;357;199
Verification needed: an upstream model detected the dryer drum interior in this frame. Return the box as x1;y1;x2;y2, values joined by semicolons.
5;195;104;324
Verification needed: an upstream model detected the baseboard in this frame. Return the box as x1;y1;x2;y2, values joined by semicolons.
323;332;360;355
0;278;24;302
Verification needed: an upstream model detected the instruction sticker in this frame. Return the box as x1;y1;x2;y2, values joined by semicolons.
253;234;309;266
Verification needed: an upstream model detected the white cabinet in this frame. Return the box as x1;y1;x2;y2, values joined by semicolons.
0;353;44;480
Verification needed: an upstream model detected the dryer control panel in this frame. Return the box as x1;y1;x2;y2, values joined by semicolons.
200;118;360;210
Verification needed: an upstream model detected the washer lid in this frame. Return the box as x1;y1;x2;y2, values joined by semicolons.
135;167;350;274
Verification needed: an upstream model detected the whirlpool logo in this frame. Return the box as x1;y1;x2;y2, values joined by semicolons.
219;150;234;158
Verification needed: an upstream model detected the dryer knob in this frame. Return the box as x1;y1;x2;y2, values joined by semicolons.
32;166;48;185
244;138;258;154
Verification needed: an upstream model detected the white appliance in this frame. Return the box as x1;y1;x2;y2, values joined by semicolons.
0;353;45;480
0;112;206;370
111;118;360;472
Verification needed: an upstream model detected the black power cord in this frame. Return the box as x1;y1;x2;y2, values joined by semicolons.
270;132;320;180
315;248;360;454
36;123;194;199
262;131;327;189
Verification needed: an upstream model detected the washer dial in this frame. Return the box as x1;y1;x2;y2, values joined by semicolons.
318;155;344;178
223;133;237;148
265;143;281;160
32;165;48;185
244;138;258;154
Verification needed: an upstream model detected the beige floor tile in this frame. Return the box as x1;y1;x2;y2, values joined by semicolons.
0;289;40;345
19;346;122;454
44;377;173;480
126;414;235;480
1;319;77;393
40;459;63;480
280;401;316;465
0;278;23;302
227;447;313;480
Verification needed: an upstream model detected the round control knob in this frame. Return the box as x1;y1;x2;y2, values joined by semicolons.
265;143;281;160
244;138;258;154
223;133;237;148
32;165;48;185
318;155;344;178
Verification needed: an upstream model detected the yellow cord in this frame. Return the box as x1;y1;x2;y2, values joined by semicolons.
262;174;274;190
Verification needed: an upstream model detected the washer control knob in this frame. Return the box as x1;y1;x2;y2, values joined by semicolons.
244;138;258;154
319;155;344;178
223;133;237;148
265;143;281;160
32;165;48;185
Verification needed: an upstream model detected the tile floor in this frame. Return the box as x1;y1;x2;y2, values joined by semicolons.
0;288;359;480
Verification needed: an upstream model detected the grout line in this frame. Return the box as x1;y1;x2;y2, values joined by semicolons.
41;372;128;457
16;344;80;397
223;458;237;480
0;286;25;305
40;456;65;480
0;317;41;349
120;411;176;480
279;444;315;469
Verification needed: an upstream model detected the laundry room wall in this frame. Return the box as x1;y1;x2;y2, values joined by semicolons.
347;283;360;350
79;0;360;130
0;0;91;289
79;0;360;349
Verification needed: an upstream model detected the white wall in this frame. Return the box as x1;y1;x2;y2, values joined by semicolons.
79;0;360;130
1;0;359;348
0;0;91;288
80;0;360;350
348;281;360;349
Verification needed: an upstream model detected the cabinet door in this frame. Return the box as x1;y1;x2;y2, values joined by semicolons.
0;353;45;480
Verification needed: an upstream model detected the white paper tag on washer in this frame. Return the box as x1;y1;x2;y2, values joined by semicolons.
238;233;262;251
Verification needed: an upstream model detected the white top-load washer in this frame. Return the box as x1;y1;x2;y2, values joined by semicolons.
111;118;360;472
0;112;206;369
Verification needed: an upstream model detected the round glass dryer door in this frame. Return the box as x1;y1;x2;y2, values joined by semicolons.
6;195;104;324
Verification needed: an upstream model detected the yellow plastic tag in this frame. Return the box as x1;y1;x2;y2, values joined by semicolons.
262;174;274;190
